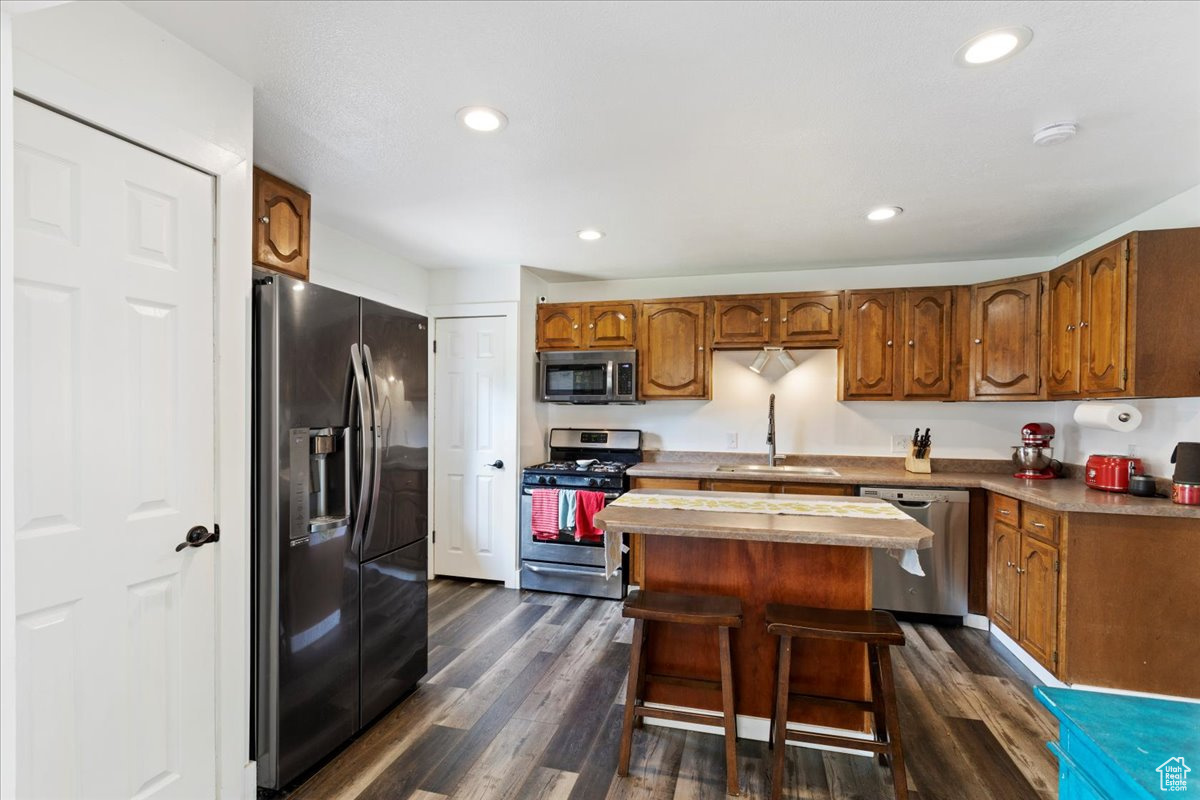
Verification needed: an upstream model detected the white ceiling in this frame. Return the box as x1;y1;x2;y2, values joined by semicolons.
123;0;1200;280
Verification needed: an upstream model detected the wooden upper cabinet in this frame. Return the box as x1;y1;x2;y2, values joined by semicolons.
711;297;771;348
253;168;310;280
584;302;637;349
990;520;1020;639
639;300;710;399
536;304;583;350
1019;535;1060;672
1045;261;1082;397
899;287;954;399
970;276;1042;400
841;290;896;399
777;292;842;346
1080;240;1128;395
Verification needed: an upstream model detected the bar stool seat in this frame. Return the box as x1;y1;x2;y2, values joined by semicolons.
765;603;909;800
618;589;744;796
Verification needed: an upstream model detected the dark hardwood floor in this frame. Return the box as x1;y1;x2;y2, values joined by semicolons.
289;579;1058;800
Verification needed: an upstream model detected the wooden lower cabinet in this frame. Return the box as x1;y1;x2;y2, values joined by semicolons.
989;519;1021;639
1018;536;1060;670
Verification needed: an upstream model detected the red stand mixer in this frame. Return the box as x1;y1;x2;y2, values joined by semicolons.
1013;422;1059;480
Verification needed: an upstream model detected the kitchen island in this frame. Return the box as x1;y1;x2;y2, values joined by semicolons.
593;489;933;735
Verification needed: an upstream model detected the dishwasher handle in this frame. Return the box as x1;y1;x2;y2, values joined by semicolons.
896;500;934;509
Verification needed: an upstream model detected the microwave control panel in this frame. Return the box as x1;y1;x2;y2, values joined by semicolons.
617;362;635;396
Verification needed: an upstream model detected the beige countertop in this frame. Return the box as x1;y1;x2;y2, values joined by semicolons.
627;461;1200;519
593;489;934;549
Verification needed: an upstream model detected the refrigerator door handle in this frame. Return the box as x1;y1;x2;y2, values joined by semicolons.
349;343;373;554
361;344;385;554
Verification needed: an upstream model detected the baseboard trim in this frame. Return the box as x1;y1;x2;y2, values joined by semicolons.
989;626;1065;688
641;702;875;757
1068;684;1200;705
963;613;990;631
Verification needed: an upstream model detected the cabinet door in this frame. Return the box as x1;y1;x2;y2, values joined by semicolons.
706;480;775;493
253;167;310;280
990;520;1020;639
970;277;1041;399
536;304;583;350
1046;261;1082;397
842;290;896;399
1019;535;1060;673
639;301;710;398
777;483;854;496
1080;240;1129;395
900;287;954;399
584;302;636;349
777;292;842;346
711;297;771;348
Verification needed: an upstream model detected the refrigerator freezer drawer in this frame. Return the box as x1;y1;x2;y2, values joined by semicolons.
360;539;428;726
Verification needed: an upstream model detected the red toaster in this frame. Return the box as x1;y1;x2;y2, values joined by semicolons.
1084;454;1143;493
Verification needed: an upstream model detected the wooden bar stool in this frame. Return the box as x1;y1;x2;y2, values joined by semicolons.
618;589;744;796
765;604;909;800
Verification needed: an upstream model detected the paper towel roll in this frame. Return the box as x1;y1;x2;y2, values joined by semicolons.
1073;403;1143;432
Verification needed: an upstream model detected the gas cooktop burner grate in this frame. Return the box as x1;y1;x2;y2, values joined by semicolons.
526;460;632;474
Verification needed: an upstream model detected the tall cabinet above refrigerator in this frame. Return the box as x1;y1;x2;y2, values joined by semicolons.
253;273;428;790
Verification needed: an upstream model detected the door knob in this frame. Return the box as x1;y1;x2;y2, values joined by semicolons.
487;460;504;469
176;524;219;552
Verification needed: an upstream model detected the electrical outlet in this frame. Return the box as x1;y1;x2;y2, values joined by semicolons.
726;432;739;449
892;434;911;454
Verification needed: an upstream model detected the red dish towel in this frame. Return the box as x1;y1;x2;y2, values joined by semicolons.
531;489;561;540
574;491;607;542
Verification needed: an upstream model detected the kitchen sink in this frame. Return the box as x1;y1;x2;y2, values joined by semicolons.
714;465;841;477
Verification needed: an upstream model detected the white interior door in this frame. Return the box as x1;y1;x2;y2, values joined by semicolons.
433;316;516;582
13;99;217;799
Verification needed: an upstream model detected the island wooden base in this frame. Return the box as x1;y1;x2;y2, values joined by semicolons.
640;535;873;733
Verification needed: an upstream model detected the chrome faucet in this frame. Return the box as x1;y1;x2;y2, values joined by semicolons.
767;393;777;466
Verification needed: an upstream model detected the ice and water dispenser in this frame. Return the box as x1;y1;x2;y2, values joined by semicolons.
288;426;352;542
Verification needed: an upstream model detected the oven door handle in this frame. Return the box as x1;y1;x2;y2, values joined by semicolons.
524;563;615;577
522;489;623;502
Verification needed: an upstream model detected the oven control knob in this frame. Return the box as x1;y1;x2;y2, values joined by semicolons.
548;477;557;486
537;476;547;485
588;478;599;487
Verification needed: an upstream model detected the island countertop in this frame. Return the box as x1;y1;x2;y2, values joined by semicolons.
592;488;934;549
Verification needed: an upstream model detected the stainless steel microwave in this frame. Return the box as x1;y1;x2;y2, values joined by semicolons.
538;349;638;403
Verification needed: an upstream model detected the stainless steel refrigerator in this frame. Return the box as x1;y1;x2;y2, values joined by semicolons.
253;272;429;790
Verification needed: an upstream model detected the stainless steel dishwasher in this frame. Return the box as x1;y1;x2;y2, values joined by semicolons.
860;486;970;619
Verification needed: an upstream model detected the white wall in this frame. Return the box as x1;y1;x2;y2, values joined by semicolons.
0;10;15;799
545;186;1200;477
308;219;429;315
8;2;255;797
428;265;523;305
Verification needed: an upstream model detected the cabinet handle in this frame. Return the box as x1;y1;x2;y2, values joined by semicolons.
1006;561;1014;568
782;317;788;323
974;338;983;344
886;340;893;347
1066;324;1076;331
698;346;705;351
763;317;770;323
1079;320;1088;328
1032;521;1046;528
999;509;1011;515
588;324;594;328
908;340;915;346
1016;567;1026;575
259;216;269;224
573;324;579;329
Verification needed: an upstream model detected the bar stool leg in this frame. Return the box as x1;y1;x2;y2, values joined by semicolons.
876;646;909;800
717;626;739;796
633;624;649;729
618;618;645;778
769;635;792;800
867;644;891;767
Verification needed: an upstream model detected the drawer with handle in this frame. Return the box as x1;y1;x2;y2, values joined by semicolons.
992;494;1019;523
1021;505;1060;544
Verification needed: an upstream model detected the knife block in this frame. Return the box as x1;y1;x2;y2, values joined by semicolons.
905;444;931;474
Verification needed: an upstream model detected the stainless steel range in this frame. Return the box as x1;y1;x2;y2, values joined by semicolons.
519;428;642;599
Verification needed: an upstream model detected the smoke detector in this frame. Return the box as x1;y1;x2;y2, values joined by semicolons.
1033;122;1079;146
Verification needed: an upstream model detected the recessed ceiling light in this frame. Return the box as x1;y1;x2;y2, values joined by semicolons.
866;206;903;222
955;26;1033;66
456;106;508;132
577;229;605;241
1033;121;1079;146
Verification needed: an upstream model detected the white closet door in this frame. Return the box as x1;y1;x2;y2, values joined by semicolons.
433;316;516;582
13;99;217;799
